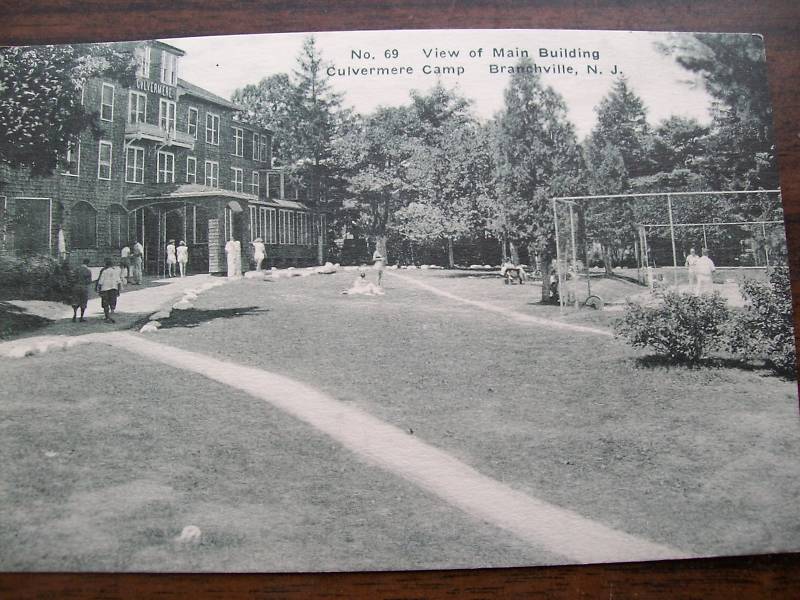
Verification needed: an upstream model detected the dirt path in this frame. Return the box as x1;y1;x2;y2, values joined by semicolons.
17;329;676;564
387;271;613;337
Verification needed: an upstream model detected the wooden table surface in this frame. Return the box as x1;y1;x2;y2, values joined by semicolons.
1;1;799;597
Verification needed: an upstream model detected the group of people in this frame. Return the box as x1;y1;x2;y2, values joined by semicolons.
67;256;125;324
165;240;190;277
684;247;716;294
119;241;144;285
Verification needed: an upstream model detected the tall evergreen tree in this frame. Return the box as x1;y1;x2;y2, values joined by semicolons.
493;59;585;299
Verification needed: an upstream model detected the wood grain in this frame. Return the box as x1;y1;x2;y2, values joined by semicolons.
1;1;799;597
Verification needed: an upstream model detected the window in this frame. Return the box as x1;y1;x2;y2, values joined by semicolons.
252;132;259;160
231;167;243;192
97;141;112;180
267;208;277;244
297;212;310;245
259;134;269;163
125;146;145;183
62;141;80;176
232;127;243;156
160;50;178;86
224;207;234;241
100;83;114;121
193;206;209;244
159;98;176;132
279;209;295;245
249;205;258;241
108;204;129;249
128;91;147;124
70;201;97;248
135;46;151;78
186;156;197;184
187;107;198;139
206;113;219;145
251;171;260;197
157;151;175;183
204;160;219;187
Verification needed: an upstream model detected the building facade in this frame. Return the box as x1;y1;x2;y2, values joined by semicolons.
0;40;327;273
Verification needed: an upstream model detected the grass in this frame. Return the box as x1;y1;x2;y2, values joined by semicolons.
151;269;800;559
1;268;798;570
0;344;554;571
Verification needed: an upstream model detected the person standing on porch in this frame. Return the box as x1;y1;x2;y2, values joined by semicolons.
120;244;131;284
177;241;189;277
166;239;177;277
130;240;144;285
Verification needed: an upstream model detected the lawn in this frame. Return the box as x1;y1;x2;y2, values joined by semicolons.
150;268;800;559
1;267;798;571
0;344;553;571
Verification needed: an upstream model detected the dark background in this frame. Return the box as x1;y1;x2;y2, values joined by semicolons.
1;1;799;597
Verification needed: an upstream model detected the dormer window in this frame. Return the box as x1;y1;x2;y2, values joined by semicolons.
160;51;179;86
135;46;151;79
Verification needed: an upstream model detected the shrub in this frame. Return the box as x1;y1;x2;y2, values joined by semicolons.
614;291;730;363
728;268;796;378
0;254;74;302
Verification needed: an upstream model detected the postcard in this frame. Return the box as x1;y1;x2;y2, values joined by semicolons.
0;28;797;572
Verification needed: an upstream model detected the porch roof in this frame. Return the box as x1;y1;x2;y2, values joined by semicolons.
126;185;258;209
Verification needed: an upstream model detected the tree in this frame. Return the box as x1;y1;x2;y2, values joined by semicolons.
231;73;297;166
493;59;585;299
584;77;653;274
0;43;135;176
335;106;416;259
404;85;488;267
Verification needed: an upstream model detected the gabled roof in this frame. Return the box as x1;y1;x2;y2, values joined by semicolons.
178;78;241;111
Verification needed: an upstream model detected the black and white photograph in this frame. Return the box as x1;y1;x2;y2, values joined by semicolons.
0;28;797;572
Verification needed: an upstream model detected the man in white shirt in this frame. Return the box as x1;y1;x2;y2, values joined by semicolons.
694;248;716;295
684;247;699;289
95;258;123;323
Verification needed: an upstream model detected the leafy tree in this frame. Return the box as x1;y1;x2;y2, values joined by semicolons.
231;73;297;166
493;59;585;298
0;43;135;176
404;85;489;267
334;106;416;259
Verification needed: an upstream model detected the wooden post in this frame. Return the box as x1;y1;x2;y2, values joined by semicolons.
667;194;679;287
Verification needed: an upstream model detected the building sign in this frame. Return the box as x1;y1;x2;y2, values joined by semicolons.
207;218;222;273
135;78;175;99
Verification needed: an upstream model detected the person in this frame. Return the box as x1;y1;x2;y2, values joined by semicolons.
225;239;240;278
95;257;122;323
130;240;144;285
165;239;177;277
341;267;384;296
177;240;189;277
120;244;131;284
685;247;699;290
70;259;93;322
694;248;716;295
372;245;385;287
251;237;266;271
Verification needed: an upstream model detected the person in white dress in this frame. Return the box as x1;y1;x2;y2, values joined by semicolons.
251;237;266;271
684;247;699;290
694;248;716;295
165;239;177;277
177;240;189;277
225;239;240;279
120;244;131;284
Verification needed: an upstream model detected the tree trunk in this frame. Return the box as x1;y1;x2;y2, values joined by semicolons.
602;244;614;276
376;234;388;262
540;250;554;302
447;237;455;269
509;241;520;265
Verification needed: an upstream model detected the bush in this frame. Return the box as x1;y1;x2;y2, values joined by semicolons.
0;254;74;302
728;268;796;378
614;291;730;363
